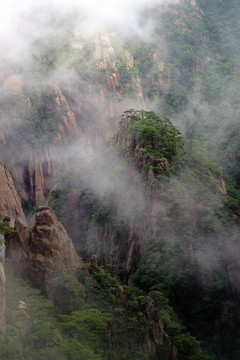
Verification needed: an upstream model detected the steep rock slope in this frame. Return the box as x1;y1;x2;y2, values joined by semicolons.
0;133;24;220
0;165;24;220
5;206;81;299
49;109;240;358
63;31;145;149
143;296;178;358
0;83;80;207
0;1;240;358
48;110;194;277
0;30;145;209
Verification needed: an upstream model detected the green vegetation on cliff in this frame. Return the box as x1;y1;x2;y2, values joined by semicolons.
47;109;240;359
1;266;195;360
1;0;240;359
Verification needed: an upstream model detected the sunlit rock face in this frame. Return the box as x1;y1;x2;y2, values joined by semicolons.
0;164;24;221
5;206;81;300
0;128;25;218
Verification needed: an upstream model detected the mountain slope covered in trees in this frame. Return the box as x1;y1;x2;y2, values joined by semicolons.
0;0;240;359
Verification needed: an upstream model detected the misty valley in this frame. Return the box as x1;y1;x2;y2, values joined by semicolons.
0;0;240;359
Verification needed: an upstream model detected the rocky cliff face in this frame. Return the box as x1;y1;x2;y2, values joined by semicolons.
0;81;80;207
143;296;178;359
115;115;170;186
0;164;25;221
95;222;146;283
63;32;145;152
0;29;145;209
0;262;6;336
108;286;178;360
0;131;24;220
5;206;81;300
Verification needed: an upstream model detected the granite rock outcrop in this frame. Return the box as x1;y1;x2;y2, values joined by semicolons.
5;206;81;300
